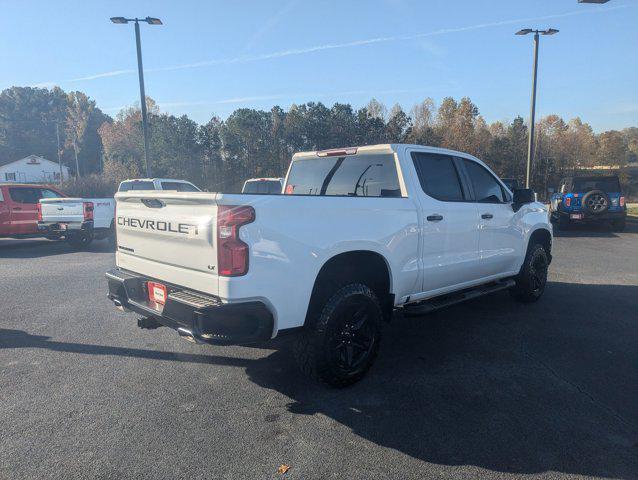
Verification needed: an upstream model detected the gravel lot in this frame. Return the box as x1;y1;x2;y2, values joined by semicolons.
1;220;637;480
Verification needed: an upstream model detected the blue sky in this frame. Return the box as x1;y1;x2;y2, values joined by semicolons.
0;0;636;131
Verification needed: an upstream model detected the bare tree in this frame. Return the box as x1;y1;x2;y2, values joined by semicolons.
65;91;94;178
365;98;387;121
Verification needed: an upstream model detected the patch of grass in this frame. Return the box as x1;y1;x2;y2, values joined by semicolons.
627;206;638;218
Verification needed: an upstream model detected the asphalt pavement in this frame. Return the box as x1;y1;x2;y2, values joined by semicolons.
1;220;637;480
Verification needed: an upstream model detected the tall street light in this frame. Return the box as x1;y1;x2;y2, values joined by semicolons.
516;28;559;189
110;16;162;178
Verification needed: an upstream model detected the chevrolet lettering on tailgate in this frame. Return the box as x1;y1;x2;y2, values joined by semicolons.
117;216;198;235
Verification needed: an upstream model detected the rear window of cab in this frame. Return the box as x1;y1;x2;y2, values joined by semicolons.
119;181;155;191
285;154;401;197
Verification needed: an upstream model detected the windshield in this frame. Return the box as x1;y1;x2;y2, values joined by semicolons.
572;177;621;192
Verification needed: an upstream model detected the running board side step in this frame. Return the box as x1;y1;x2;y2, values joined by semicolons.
401;279;516;317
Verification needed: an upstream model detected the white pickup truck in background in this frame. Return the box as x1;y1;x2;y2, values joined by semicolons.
38;178;202;249
38;198;115;248
106;144;552;386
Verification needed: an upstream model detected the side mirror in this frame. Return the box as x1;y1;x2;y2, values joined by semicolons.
512;188;535;212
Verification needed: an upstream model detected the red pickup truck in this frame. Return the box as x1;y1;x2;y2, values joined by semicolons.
0;183;66;237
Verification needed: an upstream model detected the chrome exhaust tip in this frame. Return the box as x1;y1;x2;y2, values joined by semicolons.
108;294;130;312
177;328;198;343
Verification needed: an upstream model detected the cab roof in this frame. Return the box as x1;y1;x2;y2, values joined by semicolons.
119;178;194;183
0;182;59;187
291;143;482;160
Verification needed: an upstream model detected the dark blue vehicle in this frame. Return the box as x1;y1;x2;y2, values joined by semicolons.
550;175;626;231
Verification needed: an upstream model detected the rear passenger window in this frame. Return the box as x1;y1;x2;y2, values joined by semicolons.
285;154;401;197
39;189;63;199
411;152;465;201
9;187;40;204
463;160;506;203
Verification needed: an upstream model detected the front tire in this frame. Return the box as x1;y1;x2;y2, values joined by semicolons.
294;283;382;388
510;243;549;303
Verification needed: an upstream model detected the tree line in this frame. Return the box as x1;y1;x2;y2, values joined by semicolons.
1;86;636;195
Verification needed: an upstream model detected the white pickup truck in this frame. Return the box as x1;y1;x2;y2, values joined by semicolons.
38;197;115;248
106;144;552;386
38;178;201;249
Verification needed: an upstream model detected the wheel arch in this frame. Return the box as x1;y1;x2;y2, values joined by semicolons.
305;250;394;326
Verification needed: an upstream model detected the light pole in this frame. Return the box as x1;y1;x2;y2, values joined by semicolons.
516;28;558;189
110;16;162;178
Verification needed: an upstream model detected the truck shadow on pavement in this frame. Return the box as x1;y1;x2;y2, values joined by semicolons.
247;281;638;478
2;281;636;478
0;238;114;258
0;328;249;367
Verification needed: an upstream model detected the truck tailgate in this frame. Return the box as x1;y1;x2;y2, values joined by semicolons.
39;198;84;222
114;191;219;294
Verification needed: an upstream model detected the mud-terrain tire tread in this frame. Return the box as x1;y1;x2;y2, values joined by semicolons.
510;243;549;303
293;283;382;388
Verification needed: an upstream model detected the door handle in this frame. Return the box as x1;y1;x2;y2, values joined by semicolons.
427;214;443;222
13;207;22;211
481;213;493;219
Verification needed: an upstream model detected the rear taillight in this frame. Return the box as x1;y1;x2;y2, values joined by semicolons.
620;196;625;207
217;205;255;276
83;201;94;221
565;197;571;207
37;203;42;221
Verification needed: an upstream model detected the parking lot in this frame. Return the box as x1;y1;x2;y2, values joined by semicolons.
1;221;637;480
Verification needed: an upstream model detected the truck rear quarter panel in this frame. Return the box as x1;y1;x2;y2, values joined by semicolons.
216;193;420;333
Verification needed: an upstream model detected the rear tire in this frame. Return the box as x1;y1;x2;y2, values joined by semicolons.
611;218;626;232
66;231;93;250
106;222;116;250
510;243;549;303
294;283;382;388
557;216;570;231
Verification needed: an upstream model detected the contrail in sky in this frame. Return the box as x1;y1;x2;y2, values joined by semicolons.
37;3;629;87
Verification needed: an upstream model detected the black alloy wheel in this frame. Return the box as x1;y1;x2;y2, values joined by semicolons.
528;249;549;296
510;243;549;303
327;296;378;373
